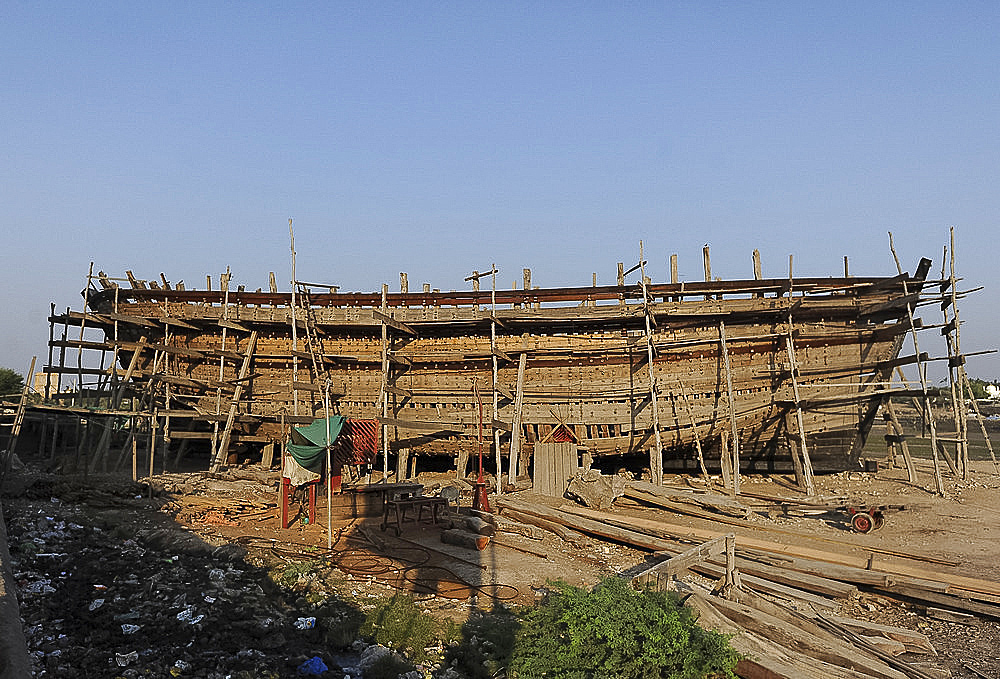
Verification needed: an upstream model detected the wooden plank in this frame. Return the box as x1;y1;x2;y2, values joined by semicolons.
105;312;159;328
158;317;201;330
633;535;728;581
217;319;252;333
372;309;418;335
492;346;514;362
533;442;576;497
508;351;527;478
376;417;465;435
860;292;921;316
703;595;910;679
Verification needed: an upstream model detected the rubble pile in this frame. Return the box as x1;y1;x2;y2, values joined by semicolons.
6;491;367;678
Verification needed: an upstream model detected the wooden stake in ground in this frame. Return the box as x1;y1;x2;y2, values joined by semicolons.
784;317;815;496
719;321;740;494
639;241;664;486
888;232;944;495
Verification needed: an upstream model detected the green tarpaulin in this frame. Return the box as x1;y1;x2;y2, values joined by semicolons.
286;416;345;472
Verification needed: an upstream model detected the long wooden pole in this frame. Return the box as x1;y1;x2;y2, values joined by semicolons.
509;351;527;479
940;246;966;479
719;321;740;494
324;380;332;550
289;219;299;417
380;285;389;481
639;242;663;485
948;229;969;477
784;322;815;495
888;232;944;495
490;264;502;489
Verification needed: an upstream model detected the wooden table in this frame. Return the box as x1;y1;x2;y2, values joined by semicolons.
381;496;450;535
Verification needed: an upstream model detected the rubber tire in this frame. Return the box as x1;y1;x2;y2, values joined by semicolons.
852;512;874;533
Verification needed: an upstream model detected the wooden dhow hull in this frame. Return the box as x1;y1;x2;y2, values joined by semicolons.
52;259;933;475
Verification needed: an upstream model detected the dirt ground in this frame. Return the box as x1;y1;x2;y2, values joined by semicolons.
3;456;1000;678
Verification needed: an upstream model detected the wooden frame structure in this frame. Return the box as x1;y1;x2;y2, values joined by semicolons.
33;246;953;491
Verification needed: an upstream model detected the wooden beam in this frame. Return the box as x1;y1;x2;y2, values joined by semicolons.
376;417;465;435
632;535;728;582
106;312;159;328
372;309;418;335
216;319;252;333
157;317;201;331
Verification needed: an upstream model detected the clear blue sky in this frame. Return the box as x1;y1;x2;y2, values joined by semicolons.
2;2;997;384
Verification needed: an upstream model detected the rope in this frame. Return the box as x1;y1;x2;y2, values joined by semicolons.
254;533;520;602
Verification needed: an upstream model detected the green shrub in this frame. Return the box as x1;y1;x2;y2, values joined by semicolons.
441;605;521;679
508;578;738;679
361;594;443;663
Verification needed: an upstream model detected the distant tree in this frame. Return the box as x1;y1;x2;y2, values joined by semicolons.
967;378;991;400
0;367;24;397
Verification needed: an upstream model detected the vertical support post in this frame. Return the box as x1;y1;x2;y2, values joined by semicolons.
719;322;740;494
289;219;299;417
889;233;945;495
380;285;390;481
324;381;332;550
490;265;502;490
674;379;711;487
752;249;763;299
639;242;663;486
397;447;409;480
784;323;815;495
509;351;527;480
46;303;55;400
946;230;969;478
885;400;918;483
702;246;711;300
719;431;733;491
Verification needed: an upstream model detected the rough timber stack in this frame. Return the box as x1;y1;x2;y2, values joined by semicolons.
45;255;933;477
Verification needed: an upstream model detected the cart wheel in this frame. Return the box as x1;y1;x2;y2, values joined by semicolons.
852;513;875;533
874;515;885;530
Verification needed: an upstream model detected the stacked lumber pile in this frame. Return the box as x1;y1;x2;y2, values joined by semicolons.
496;490;1000;679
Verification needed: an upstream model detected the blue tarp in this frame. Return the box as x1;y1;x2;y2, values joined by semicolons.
286;416;345;472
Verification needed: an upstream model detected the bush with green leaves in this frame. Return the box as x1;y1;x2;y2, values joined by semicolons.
441;605;521;679
507;578;738;679
361;593;450;663
0;367;23;397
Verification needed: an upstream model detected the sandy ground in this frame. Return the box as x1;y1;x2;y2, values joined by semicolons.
3;457;1000;677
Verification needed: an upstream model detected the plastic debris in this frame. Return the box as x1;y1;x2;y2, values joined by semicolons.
297;656;328;675
89;598;105;611
25;579;56;595
176;606;205;625
121;624;141;635
294;616;317;630
116;651;139;666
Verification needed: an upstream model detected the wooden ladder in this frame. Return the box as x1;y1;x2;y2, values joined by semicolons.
210;330;259;471
0;357;35;489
